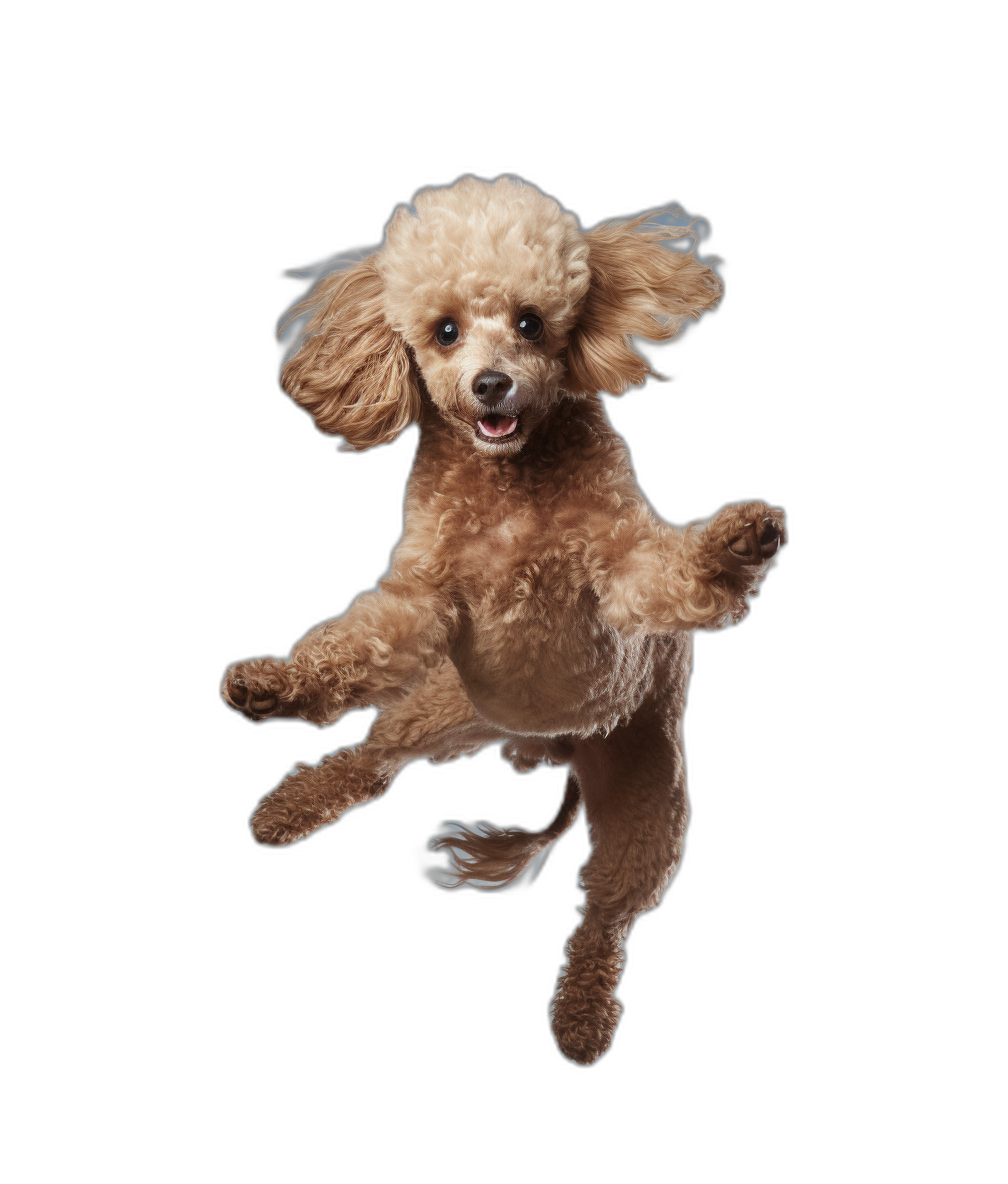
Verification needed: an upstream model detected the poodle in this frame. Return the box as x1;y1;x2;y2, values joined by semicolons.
222;177;785;1064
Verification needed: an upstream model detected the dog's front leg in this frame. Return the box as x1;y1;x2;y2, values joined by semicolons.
222;575;456;725
589;501;786;632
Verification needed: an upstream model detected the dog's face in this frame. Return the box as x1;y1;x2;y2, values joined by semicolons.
281;177;722;453
377;180;590;456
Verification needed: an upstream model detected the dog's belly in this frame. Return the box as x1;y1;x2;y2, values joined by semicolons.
449;587;664;736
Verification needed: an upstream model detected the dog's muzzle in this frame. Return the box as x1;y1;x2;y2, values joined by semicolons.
472;371;523;440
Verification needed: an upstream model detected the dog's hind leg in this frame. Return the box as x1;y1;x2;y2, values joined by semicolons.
250;658;500;845
550;689;689;1065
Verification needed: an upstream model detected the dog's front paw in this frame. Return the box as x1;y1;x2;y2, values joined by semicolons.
222;657;320;722
704;502;786;578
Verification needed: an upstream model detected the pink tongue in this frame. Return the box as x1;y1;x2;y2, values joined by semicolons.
479;416;517;438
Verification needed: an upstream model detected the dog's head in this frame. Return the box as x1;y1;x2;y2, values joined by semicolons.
281;177;721;454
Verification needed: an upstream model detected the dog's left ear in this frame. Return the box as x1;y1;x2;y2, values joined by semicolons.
280;256;421;449
565;215;722;397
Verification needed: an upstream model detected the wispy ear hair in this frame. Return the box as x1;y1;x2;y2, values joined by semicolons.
565;212;722;397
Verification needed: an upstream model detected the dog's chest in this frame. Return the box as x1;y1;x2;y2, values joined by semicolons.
444;504;545;579
449;503;585;601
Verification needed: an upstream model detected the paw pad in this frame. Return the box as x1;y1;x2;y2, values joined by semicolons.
728;518;781;562
222;659;300;721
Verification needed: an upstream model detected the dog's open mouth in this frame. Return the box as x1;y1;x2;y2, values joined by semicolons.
476;414;519;441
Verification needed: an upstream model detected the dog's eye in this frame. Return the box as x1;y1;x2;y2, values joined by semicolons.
435;318;459;347
517;311;544;342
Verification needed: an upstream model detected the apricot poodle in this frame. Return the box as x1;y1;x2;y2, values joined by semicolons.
223;177;785;1064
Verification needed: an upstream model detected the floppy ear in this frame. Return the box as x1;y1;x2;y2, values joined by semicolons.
280;256;422;449
565;215;723;396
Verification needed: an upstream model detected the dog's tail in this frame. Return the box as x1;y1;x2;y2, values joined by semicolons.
429;773;581;889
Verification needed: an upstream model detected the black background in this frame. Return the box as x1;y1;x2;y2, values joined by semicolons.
183;122;833;1098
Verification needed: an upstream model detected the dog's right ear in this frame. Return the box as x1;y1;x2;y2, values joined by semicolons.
564;214;722;397
280;256;421;449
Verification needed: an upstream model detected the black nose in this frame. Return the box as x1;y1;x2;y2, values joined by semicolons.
472;370;513;404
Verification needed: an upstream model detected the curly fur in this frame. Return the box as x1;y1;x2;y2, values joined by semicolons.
223;176;786;1064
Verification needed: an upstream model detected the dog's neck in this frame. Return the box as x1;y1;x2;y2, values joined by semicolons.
404;393;633;522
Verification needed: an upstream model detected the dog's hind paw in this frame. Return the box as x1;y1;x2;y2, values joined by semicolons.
250;753;390;845
251;784;330;845
551;986;622;1066
551;928;624;1065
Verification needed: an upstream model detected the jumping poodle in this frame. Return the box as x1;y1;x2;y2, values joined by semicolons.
223;177;785;1064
